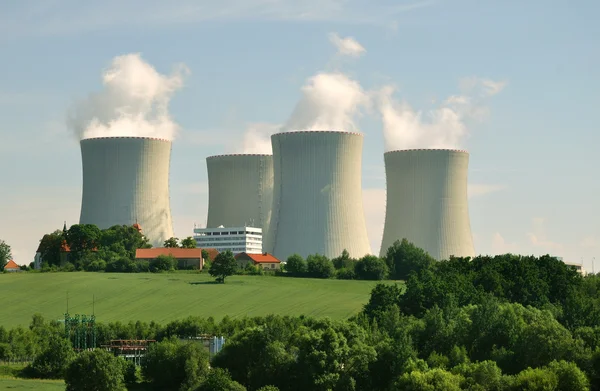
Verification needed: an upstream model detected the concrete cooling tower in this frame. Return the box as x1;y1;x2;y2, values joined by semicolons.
79;137;174;246
266;131;372;260
206;154;274;233
379;149;475;260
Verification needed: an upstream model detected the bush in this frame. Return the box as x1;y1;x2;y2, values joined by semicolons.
150;255;177;273
196;368;246;391
29;335;75;379
65;349;126;391
61;262;76;272
354;255;389;280
143;338;210;390
285;254;306;275
336;267;356;280
306;254;334;279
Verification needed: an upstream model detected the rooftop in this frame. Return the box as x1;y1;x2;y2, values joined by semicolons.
235;252;281;264
4;260;19;270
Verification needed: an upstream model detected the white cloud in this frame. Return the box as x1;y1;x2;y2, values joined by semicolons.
328;32;366;57
284;72;369;132
0;1;435;39
233;122;281;154
527;217;563;254
378;76;506;151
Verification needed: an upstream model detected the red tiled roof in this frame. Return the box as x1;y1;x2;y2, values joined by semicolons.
5;260;19;270
235;252;281;264
204;248;219;261
135;248;202;259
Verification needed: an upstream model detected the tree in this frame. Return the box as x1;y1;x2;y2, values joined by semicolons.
354;255;389;280
181;237;197;249
150;255;177;272
65;349;126;391
30;334;75;379
384;238;434;280
196;368;246;391
0;240;11;271
209;251;238;283
202;249;210;262
332;249;355;270
99;224;151;259
164;237;180;248
66;224;101;254
37;231;64;267
143;338;210;391
285;254;307;275
363;283;403;319
306;254;335;278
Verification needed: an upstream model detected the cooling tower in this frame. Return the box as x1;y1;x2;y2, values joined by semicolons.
79;137;174;246
379;149;475;260
266;131;372;260
206;154;274;233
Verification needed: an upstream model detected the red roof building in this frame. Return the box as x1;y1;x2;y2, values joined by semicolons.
234;252;281;270
4;260;20;272
135;248;204;270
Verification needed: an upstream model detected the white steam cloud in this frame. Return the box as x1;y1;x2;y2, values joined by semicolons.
68;53;188;141
379;77;506;151
328;32;366;57
283;72;369;132
236;122;281;154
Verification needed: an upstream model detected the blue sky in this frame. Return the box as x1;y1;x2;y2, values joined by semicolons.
0;0;598;270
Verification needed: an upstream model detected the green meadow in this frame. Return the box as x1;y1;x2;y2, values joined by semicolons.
0;272;394;328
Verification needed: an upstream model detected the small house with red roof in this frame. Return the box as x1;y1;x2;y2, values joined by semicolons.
234;252;281;270
4;260;21;272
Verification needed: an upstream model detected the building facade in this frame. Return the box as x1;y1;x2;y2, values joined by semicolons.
135;248;203;270
193;226;262;254
235;252;281;270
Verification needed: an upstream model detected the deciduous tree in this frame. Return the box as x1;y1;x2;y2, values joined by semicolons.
0;240;11;271
209;251;238;283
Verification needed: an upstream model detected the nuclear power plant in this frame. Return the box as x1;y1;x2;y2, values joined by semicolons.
205;154;274;233
79;136;174;247
265;131;372;260
379;149;475;260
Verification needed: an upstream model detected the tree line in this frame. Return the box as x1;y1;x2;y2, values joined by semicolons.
2;252;600;390
33;224;200;272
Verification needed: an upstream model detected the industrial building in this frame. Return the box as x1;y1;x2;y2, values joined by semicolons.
266;131;372;260
206;154;273;236
78;137;174;247
380;149;475;260
193;226;263;254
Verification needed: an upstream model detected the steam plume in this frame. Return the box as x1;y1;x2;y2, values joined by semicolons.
68;53;188;141
283;72;369;132
236;122;281;154
379;77;505;151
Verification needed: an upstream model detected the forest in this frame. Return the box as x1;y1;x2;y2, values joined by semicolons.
1;253;599;390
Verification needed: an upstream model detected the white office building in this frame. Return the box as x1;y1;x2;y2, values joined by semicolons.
193;226;263;254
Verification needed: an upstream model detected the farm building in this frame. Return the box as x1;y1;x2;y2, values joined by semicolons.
235;252;281;270
135;248;204;270
4;260;20;272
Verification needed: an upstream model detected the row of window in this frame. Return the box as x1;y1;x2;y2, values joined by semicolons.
196;231;260;236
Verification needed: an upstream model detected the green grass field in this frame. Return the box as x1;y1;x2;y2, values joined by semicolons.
0;272;393;328
0;378;64;390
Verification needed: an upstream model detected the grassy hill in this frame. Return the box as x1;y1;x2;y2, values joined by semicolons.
0;379;64;390
0;272;393;328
